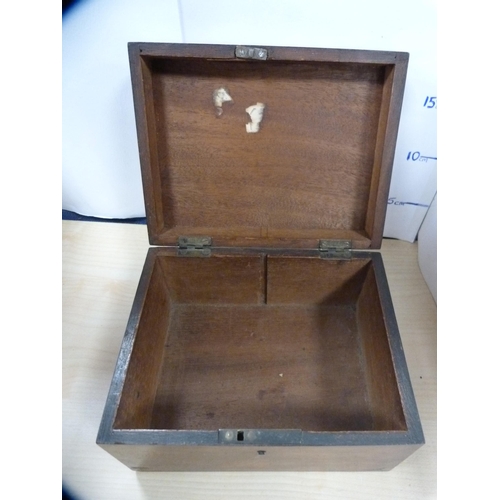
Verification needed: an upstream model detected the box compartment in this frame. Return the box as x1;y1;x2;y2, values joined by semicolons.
114;253;406;434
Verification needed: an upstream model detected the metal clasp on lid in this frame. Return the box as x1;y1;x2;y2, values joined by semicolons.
235;46;268;60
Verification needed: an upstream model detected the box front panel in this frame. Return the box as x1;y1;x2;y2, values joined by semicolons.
100;443;421;472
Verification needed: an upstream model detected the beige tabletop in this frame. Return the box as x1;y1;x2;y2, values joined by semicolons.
62;220;436;499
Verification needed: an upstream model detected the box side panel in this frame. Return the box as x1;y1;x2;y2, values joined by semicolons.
128;44;165;243
368;253;425;442
365;60;408;247
356;265;406;430
132;43;407;65
266;256;370;305
97;249;164;441
99;443;421;471
158;253;266;304
114;256;171;429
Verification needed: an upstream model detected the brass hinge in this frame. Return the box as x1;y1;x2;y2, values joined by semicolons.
319;239;352;259
235;45;268;60
177;236;212;257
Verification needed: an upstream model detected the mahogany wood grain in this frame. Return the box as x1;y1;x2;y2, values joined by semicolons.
266;255;370;304
100;443;422;472
112;253;409;438
128;43;408;249
158;254;266;304
356;265;407;431
150;303;371;432
113;259;171;429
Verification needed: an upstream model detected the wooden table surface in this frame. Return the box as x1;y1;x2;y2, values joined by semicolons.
62;220;436;499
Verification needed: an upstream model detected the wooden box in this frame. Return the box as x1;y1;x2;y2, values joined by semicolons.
97;43;424;471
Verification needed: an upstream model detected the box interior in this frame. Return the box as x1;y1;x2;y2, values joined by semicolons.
114;254;407;433
139;55;395;247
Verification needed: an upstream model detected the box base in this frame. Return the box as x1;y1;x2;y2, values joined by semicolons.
153;303;374;432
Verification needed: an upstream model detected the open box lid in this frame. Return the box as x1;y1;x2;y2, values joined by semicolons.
128;43;408;250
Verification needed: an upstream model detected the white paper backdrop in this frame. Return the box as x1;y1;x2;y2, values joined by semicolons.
62;0;183;218
418;193;437;302
62;0;436;241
